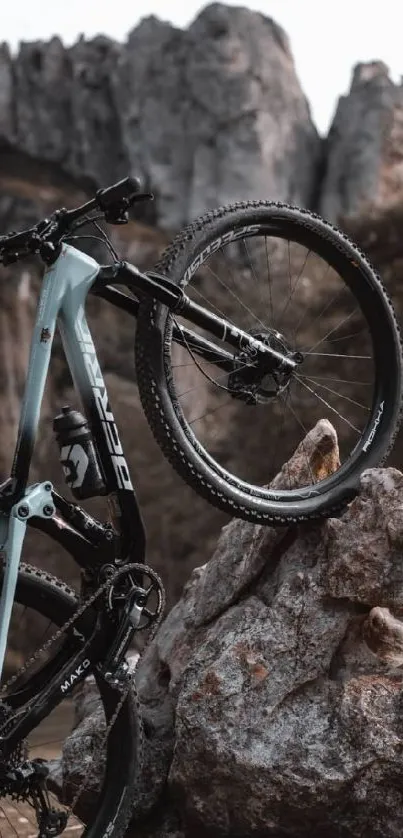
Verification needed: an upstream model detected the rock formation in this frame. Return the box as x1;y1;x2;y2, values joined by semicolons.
319;61;403;221
57;421;403;837
3;4;403;233
0;3;320;231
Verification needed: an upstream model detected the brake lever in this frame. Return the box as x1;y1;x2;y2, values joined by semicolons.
103;192;154;225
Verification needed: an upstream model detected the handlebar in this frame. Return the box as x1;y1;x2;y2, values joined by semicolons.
0;176;148;265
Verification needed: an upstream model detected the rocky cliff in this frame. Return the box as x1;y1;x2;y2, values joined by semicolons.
3;4;403;228
319;61;403;221
0;3;321;231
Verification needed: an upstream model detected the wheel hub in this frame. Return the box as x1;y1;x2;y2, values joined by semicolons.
228;327;303;404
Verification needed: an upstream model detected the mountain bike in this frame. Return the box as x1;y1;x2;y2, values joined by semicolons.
0;176;401;837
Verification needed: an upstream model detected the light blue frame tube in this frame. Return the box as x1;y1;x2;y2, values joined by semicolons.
0;244;101;682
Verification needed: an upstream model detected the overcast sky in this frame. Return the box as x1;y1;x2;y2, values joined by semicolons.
2;1;402;135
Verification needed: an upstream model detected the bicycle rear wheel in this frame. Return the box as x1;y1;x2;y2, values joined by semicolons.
135;202;403;523
0;564;141;838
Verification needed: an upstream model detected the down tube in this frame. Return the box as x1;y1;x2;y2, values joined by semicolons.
11;270;59;497
58;305;146;562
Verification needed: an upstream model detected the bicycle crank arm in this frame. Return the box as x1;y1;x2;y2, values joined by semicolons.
100;602;137;687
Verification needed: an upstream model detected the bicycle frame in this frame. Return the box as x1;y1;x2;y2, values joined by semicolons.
0;244;146;684
0;240;297;685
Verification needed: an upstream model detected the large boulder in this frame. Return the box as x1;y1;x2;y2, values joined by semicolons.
59;419;403;836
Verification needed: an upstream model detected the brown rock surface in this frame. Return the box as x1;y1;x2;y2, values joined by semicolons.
54;422;403;837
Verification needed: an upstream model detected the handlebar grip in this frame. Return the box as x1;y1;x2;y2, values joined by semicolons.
96;176;142;209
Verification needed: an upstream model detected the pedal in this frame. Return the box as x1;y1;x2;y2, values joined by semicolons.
103;660;133;691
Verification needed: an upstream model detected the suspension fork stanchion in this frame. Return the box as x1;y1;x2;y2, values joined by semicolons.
93;282;236;371
177;296;298;370
101;263;297;371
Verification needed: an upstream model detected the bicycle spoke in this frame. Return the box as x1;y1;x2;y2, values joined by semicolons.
294;262;333;338
33;619;53;653
304;352;371;360
242;238;260;287
277;247;311;330
302;308;359;354
189;398;233;427
278;390;295;489
176;358;253;399
282;389;317;485
204;263;269;332
327;329;368;344
299;375;372;386
297;375;370;411
294;376;360;432
172;360;229;369
189;282;233;323
287;240;292;296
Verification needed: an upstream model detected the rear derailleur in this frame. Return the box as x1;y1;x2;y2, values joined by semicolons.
3;758;68;837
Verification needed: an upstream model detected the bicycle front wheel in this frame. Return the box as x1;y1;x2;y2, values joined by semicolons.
135;202;403;523
0;564;141;838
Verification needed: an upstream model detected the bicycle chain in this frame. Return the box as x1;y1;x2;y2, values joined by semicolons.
0;562;166;830
68;563;166;819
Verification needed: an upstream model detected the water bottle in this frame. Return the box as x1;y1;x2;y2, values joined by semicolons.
53;406;106;500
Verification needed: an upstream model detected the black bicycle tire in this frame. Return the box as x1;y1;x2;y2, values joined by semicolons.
135;201;403;524
1;563;141;838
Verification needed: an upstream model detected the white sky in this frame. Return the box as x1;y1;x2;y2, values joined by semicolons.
2;0;403;135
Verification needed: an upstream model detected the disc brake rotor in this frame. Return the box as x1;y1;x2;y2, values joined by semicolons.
228;327;301;404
